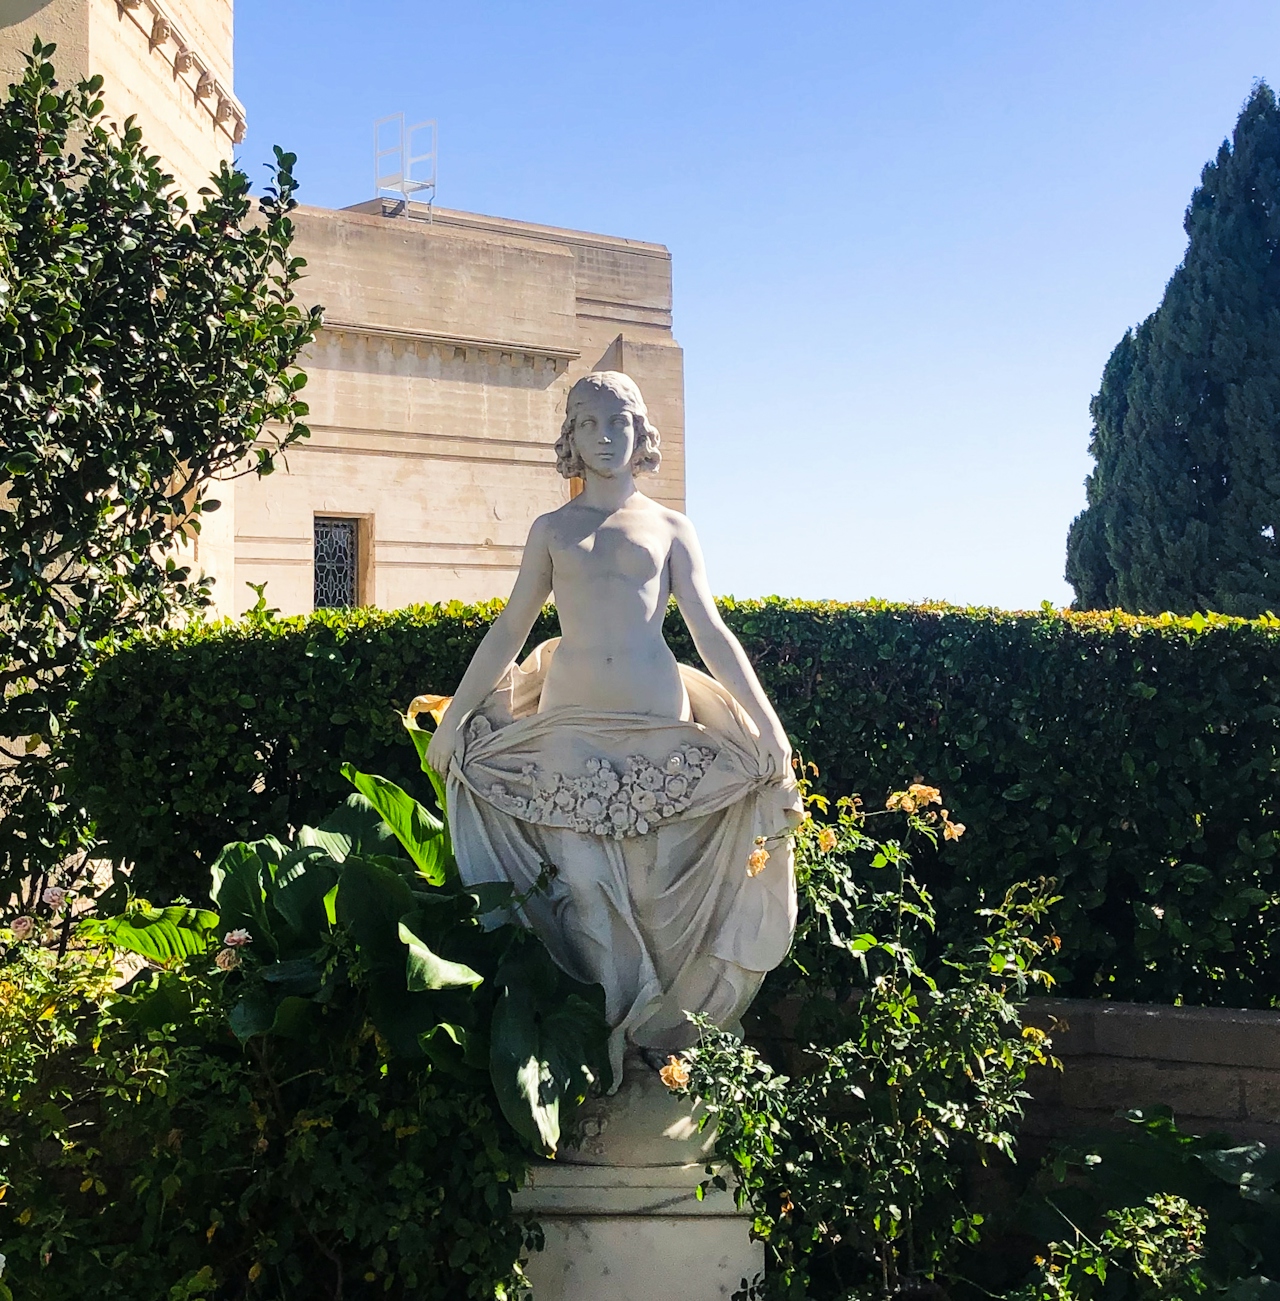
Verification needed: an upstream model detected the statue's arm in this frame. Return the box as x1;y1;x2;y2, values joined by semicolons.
425;516;554;775
668;517;791;777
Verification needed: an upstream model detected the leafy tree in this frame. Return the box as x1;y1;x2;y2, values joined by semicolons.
1066;83;1280;616
0;41;321;909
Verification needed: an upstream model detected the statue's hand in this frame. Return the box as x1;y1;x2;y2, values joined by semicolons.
763;724;792;783
425;722;458;777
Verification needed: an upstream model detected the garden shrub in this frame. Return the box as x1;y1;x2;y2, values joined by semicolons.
1020;1107;1280;1294
949;1104;1280;1301
1011;1194;1208;1301
674;784;1061;1300
69;600;1280;1006
0;748;610;1300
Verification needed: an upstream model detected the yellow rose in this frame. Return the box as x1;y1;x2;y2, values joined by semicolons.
817;827;838;854
747;847;770;877
659;1056;690;1090
407;693;453;727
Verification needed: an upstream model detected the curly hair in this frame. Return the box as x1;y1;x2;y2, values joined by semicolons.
555;371;661;479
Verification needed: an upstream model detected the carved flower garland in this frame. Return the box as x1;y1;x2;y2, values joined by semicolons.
474;728;716;839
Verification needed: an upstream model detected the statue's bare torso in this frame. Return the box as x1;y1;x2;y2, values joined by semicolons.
538;494;685;717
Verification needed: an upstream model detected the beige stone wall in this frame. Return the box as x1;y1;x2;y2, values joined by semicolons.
1023;997;1280;1145
229;202;685;618
412;204;686;513
0;0;89;94
0;0;241;202
87;0;238;201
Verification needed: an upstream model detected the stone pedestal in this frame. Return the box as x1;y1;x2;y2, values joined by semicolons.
514;1058;763;1301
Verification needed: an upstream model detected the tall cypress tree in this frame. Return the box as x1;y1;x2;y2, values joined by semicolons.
1066;83;1280;615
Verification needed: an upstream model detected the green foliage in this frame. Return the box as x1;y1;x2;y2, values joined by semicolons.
1021;1107;1280;1295
0;752;610;1298
1014;1195;1207;1301
0;40;320;906
1066;83;1280;617
200;748;610;1153
69;599;1280;1006
672;791;1061;1300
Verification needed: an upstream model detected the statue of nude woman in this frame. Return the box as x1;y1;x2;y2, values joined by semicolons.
426;371;801;1079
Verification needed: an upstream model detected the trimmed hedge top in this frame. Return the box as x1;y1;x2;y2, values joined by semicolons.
71;599;1280;1007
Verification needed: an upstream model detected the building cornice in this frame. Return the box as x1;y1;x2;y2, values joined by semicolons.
116;0;246;143
320;319;580;371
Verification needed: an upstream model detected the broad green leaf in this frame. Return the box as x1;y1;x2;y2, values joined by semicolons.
403;715;452;860
1198;1143;1269;1187
341;762;450;885
229;992;277;1041
421;1020;487;1080
299;793;401;863
245;835;289;878
79;905;218;964
489;949;611;1156
1225;1278;1280;1301
398;917;483;990
271;846;339;942
469;881;515;917
115;971;195;1029
210;842;274;952
259;957;323;998
268;995;319;1040
366;979;451;1059
335;854;416;971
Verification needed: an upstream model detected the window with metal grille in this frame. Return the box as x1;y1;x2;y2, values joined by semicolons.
314;517;358;609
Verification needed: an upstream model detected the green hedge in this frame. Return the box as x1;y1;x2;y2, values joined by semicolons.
70;600;1280;1007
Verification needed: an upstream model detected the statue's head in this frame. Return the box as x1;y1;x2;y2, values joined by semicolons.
556;371;662;480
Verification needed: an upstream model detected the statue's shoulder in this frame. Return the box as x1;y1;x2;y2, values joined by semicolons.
630;493;691;529
534;500;578;532
526;500;584;549
647;499;697;541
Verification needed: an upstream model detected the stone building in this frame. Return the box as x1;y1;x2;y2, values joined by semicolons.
0;0;685;617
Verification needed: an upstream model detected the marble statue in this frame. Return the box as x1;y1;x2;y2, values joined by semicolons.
426;371;802;1081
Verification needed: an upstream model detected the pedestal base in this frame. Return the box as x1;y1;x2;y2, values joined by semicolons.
514;1161;763;1301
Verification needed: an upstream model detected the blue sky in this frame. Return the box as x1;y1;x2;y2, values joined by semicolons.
236;1;1280;609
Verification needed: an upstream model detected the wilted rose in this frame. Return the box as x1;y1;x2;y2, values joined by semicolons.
659;1056;690;1090
215;948;241;971
747;846;770;877
817;827;838;854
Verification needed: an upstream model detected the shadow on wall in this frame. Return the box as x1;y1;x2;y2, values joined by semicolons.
304;330;571;395
1;2;60;25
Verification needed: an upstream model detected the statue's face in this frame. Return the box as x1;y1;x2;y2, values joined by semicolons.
570;387;638;478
